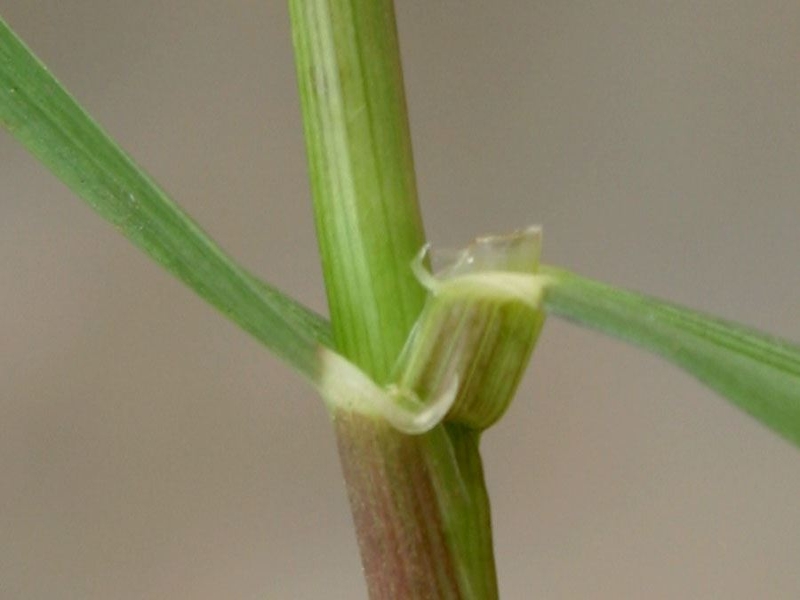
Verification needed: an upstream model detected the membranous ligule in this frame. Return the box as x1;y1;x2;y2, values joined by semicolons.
393;226;546;431
318;226;548;434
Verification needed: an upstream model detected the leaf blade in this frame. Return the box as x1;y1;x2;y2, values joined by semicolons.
541;266;800;446
0;16;332;379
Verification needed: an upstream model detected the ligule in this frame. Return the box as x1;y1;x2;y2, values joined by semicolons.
396;226;546;431
319;227;547;435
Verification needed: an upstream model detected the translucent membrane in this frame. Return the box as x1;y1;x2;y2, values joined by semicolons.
319;227;548;434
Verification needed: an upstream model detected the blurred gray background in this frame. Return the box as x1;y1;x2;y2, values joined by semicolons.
1;1;799;598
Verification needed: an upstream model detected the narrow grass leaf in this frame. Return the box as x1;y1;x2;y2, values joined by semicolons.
541;266;800;446
0;16;331;379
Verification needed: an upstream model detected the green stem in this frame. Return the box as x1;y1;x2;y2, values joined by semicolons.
289;0;426;380
288;0;498;597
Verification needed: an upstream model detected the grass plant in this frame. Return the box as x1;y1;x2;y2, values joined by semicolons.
1;4;798;598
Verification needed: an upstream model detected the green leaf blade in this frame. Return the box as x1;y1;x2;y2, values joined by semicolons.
0;15;332;379
541;266;800;446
